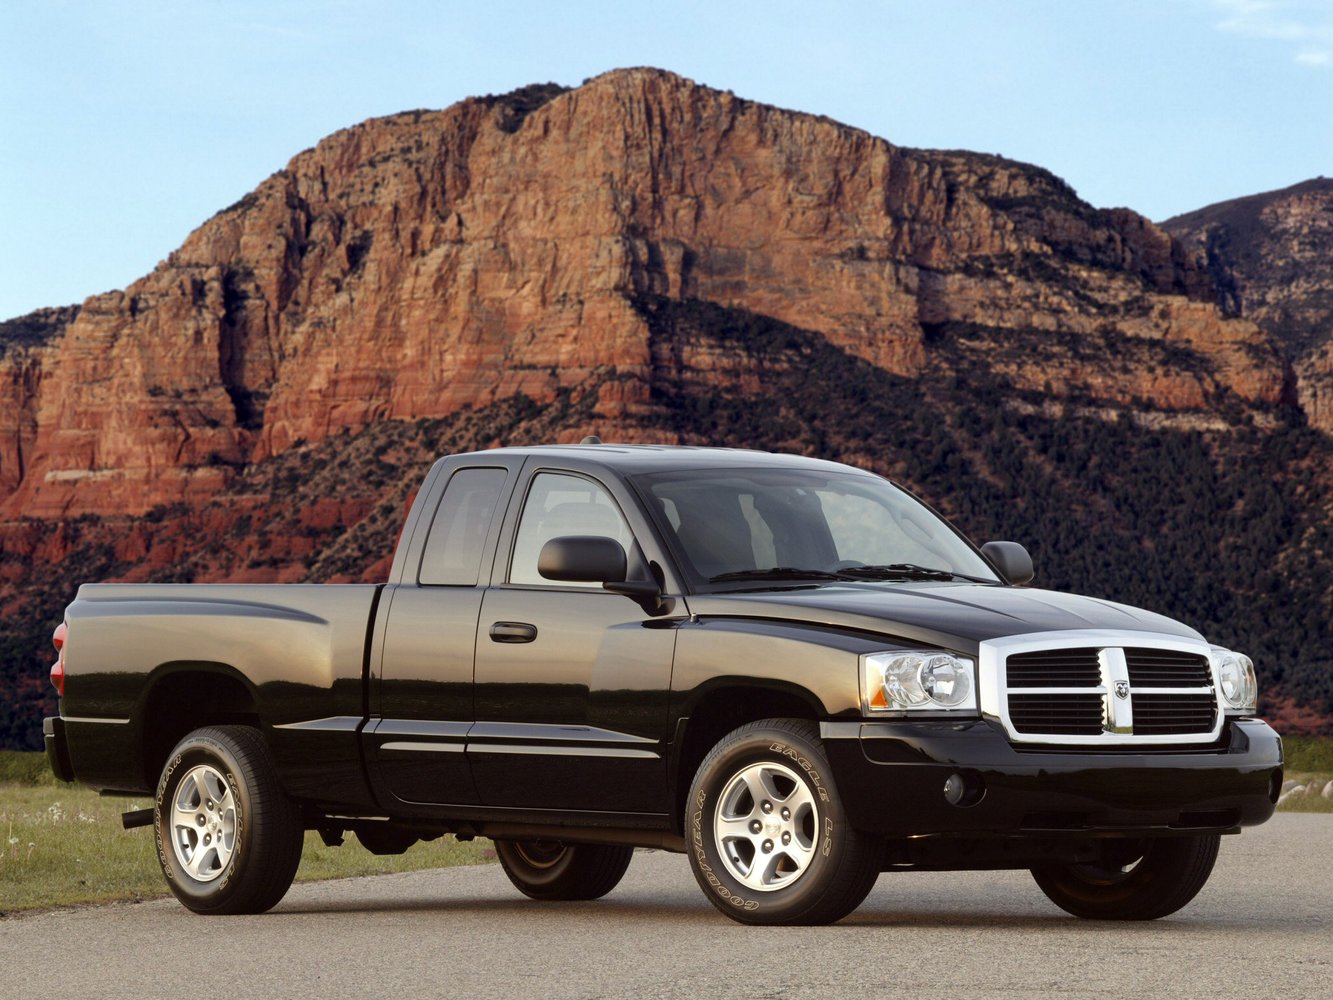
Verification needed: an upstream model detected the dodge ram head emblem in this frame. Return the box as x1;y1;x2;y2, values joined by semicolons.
1114;680;1130;699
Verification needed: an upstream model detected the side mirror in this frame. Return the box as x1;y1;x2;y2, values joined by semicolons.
537;535;665;613
981;541;1034;586
538;536;627;583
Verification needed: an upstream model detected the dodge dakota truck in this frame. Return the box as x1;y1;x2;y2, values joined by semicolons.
44;443;1282;924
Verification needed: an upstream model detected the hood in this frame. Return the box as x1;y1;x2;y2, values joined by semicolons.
684;583;1203;653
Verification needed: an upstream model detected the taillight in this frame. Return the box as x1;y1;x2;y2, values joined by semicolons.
50;621;67;697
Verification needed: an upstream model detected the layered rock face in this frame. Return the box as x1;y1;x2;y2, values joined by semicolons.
1164;178;1333;432
0;69;1294;520
0;308;75;497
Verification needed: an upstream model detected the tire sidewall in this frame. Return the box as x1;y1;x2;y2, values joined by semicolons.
155;733;253;911
688;725;847;921
1033;834;1220;919
1061;840;1158;905
496;840;575;890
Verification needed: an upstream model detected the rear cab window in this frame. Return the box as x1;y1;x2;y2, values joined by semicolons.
418;467;509;585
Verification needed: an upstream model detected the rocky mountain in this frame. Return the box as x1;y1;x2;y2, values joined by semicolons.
1163;178;1333;435
2;68;1330;748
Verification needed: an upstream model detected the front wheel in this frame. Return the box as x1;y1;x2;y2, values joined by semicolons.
1031;833;1221;920
495;840;633;900
686;718;882;925
154;726;304;915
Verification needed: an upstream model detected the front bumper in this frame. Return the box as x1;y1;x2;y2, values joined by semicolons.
822;717;1282;837
43;716;76;783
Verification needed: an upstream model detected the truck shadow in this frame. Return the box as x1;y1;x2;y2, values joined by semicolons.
268;894;1244;932
268;894;709;919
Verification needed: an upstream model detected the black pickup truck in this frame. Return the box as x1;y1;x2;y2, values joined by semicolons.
44;443;1282;924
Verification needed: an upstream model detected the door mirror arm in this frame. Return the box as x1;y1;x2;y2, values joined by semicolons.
603;579;666;615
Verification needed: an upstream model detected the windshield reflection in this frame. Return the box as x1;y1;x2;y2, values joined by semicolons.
632;468;999;589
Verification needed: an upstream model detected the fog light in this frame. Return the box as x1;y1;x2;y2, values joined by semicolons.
943;771;985;808
944;773;966;805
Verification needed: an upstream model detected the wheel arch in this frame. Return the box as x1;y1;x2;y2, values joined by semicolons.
670;678;825;835
137;662;262;790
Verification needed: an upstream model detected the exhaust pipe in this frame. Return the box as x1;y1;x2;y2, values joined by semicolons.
121;808;153;830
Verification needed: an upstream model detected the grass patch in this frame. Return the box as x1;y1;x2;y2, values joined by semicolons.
0;779;492;914
294;830;492;883
1283;736;1333;772
0;751;56;787
1275;737;1333;812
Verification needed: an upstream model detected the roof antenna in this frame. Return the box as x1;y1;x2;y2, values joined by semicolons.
580;435;602;445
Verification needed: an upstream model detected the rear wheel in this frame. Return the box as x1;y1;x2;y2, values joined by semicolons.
685;718;882;925
1031;833;1220;920
495;839;633;900
154;726;304;915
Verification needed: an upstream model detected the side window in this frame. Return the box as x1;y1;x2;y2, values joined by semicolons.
418;467;508;586
509;472;634;587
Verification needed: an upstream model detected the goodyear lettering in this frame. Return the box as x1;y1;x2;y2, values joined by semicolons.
153;748;242;889
153;752;185;881
691;786;759;910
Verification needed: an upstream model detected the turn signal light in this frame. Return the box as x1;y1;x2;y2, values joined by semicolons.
50;621;67;697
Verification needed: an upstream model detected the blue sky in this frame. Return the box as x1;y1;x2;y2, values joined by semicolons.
2;0;1331;320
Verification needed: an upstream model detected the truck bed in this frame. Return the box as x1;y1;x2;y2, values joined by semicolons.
58;582;382;803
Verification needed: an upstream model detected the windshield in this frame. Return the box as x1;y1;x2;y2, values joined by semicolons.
633;467;1000;588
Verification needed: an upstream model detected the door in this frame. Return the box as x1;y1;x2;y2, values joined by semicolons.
470;468;677;814
368;460;519;808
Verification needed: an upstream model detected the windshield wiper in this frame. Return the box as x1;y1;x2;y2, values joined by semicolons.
839;563;994;583
709;567;851;583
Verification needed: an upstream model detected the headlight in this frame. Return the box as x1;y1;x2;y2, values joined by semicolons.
861;651;977;715
1210;647;1257;715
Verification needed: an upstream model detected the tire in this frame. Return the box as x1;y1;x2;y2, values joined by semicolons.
154;725;304;915
495;839;633;901
685;718;882;925
1031;833;1221;920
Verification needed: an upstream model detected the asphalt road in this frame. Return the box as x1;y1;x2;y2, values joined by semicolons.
4;814;1328;1000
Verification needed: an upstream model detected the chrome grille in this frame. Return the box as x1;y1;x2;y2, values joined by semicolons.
1006;648;1100;688
1124;648;1212;688
1008;693;1104;735
983;632;1223;746
1131;693;1217;735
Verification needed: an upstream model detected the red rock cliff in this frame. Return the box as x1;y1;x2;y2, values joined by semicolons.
1165;178;1333;432
0;69;1294;519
